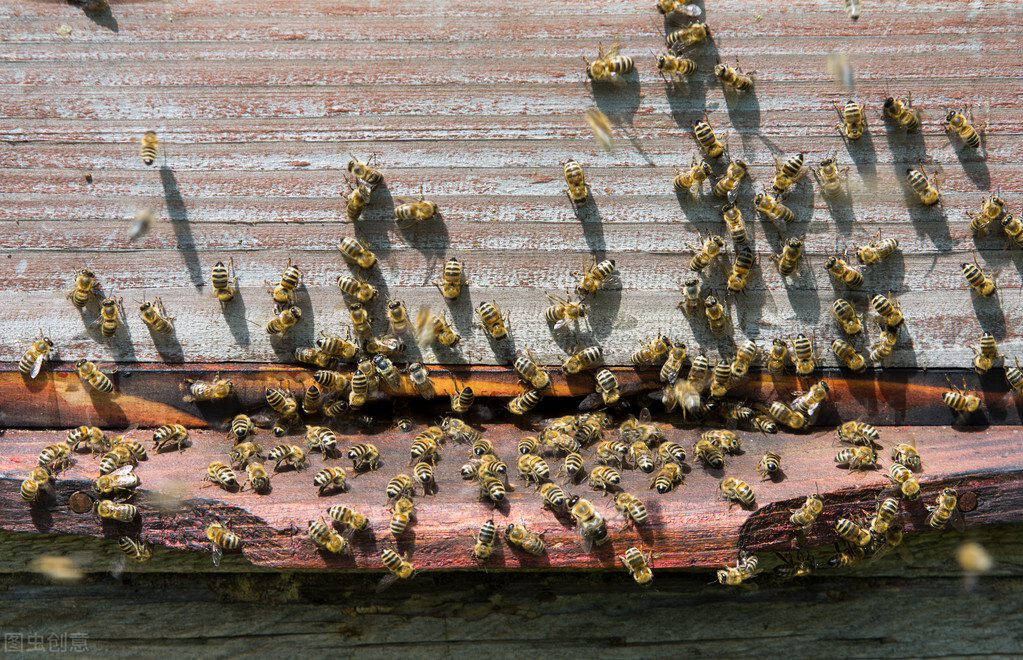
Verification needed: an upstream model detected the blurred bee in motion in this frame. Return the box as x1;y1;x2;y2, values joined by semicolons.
843;0;862;20
575;257;617;296
772;236;804;277
68;268;97;309
347;154;384;187
337;274;378;303
754;189;795;225
926;485;964;530
837;420;881;447
415;308;461;348
138;297;174;335
545;291;588;331
719;477;756;509
834;445;878;471
766;337;788;376
563;345;602;374
515;349;551;390
651;461;685;493
505;522;546;556
21;467;51;503
789;492;823;530
183;372;234;403
942;376;982;415
75;359;115;394
721;203;747;244
348;302;371;336
717;552;760;586
813;155;847;199
968;195;1005;235
868;324;899;365
153;423;188;453
758;452;782;480
714;158;749;199
394;185;439;228
128;208;156;242
436;257;465;300
791;332;818;377
834;99;866;140
871;292;905;329
583;40;634;81
704;295;728;335
19;333;55;379
91;296;125;339
118;536;153;563
835;517;872;548
140;130;159;166
824;252;863;288
268;444;307;472
309;518;351;555
854;231;899;265
962;255;997;297
328;505;370;532
205;521;241;566
568;496;609;549
831;299;862;335
476;301;509;340
471;519;498;562
621;547;654;585
342;176;373;222
887;463;921;500
680;275;702;314
714;58;755;92
665;22;711;48
687;233;724;273
584;108;615;152
210;259;237;303
692;112;724;158
906;164;942;206
655;0;702;16
883;94;920;131
95;499;138;523
657;51;698;88
832;339;867;373
563;159;589;206
337;236;377;269
672;154;711;193
943;107;985;148
772;152;805;193
774;552;815;581
971;333;1003;374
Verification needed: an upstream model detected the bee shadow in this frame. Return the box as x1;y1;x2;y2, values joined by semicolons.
723;87;762;147
78;1;119;32
970;292;1006;340
883;123;927;172
218;287;251;348
664;69;708;131
398;213;449;263
590;72;642;127
393;529;417;557
87;383;129;426
356;181;395;254
841;130;877;186
575;199;606;262
784;261;821;326
588;538;618;567
822;188;856;236
586;287;623;345
953;141;991;190
901;184;953;252
159;167;204;290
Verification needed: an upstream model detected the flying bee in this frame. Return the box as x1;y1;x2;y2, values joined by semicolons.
436;257;465;300
202;461;238;491
830;299;862;336
75;359;115;394
926;486;964;530
719;477;756;509
772;236;804;277
891;442;922;472
508;389;543;415
721;203;747;244
835;517;872;547
336;274;378;303
337;236;377;269
308;518;351;555
651;461;685;494
962;255;997;296
832;339;867;373
754;189;795;225
67;268;96;309
942;376;982;414
824;252;863;288
137;129;160;165
887;463;921;500
767;338;788;376
757;452;782;480
680;275;702;314
835;100;866;140
968;195;1005;234
789;492;823;530
183;372;234;403
95;499;138;523
394;186;439;227
703;295;728;335
883;94;920;131
772;152;806;192
342;176;372;221
813;156;847;199
970;333;1003;374
714;158;749;199
544;292;588;331
834;445;878;471
470;519;498;562
205;521;241;566
687;233;724;272
666;22;711;48
691;113;724;158
268;444;307;472
563;159;589;206
943;107;985;148
854;231;899;265
583;107;614;152
575;258;616;296
837;421;881;447
657;51;698;87
415;308;461;348
568;496;609;549
871;292;905;329
906;165;942;206
19;334;55;379
868;324;899;365
513;348;551;390
583;40;634;80
450;385;474;413
389;497;416;537
563;346;602;374
476;301;509;340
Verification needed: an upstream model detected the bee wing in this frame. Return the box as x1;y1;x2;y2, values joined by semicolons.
553;318;568;330
950;507;966;532
108;465;136;479
638;407;653;424
726;187;739;204
578;392;604;412
211;545;223;567
30;353;46;379
375;572;400;593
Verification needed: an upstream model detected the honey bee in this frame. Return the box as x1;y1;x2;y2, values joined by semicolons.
837;420;881;447
150;423;187;453
791;380;830;416
824;252;863;288
906;165;942;206
968;195;1005;235
767;338;788;375
813;156;847;199
827;544;864;569
721;203;747;244
135;129;160;165
670;157;711;198
888;443;921;474
19;333;56;379
558;451;585;481
20;467;51;503
962;255;997;296
680;275;702;315
66;267;97;309
1005;358;1023;395
118;536;154;563
942;376;982;414
621;547;654;585
768;401;807;430
595;439;628;467
97;445;136;475
774;552;816;581
341;302;369;336
87;295;126;339
265;386;299;417
95;499;138;523
789;492;823;530
655;341;685;384
328;504;370;532
772;152;806;192
394;186;439;227
881;93;920;130
651;461;685;493
435;257;466;299
791;333;818;377
75;359;115;394
834;446;878;471
241;462;270;493
563;345;602;375
704;429;742;455
709;360;734;398
871;292;905;329
587;465;621;492
835;100;866;140
830;299;862;335
508;349;549;391
203;461;239;490
568;496;609;549
437;418;476;446
657;50;698;88
703;295;728;335
583;107;615;152
542;292;588;331
714;59;754;92
335;274;377;303
1001;214;1023;249
182;372;234;403
614;491;648;526
622;440;654;473
517;454;550;484
926;485;963;530
205;521;241;566
832;339;867;373
478;475;507;505
308;518;352;555
310;466;349;496
364;334;404;358
772;236;804;276
337;236;377;269
562;159;589;206
471;519;498;561
268;444;307;472
347;154;384;186
835;517;872;547
966;333;1001;375
505;522;546;556
719;477;755;509
757;452;782;480
686;233;724;273
657;442;687;466
666;22;711;48
389;497;416;537
263;305;300;336
67;426;107;454
415;308;461;348
655;0;702;14
137;297;175;334
449;384;474;414
475;300;509;340
854;231;899;266
754;190;795;225
316;330;360;359
575;258;616;297
342;177;373;221
713;158;749;199
583;40;634;80
507;389;542;415
943;107;985;148
380;548;416;585
868;324;899;365
303;426;337;458
717;552;760;586
691;112;724;158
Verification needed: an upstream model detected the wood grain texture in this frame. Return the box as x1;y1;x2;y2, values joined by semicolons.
1;424;1020;570
1;0;1021;367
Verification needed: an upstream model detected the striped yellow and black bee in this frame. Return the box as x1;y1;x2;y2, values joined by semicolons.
140;130;159;165
211;259;237;303
835;99;866;140
943;107;985;149
714;59;754;92
584;40;634;81
692;112;724;158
